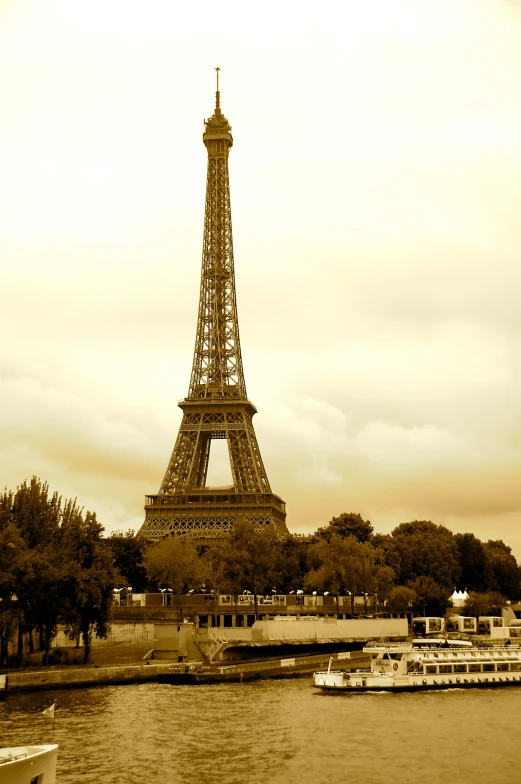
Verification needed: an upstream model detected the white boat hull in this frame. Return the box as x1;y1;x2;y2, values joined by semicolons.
313;670;521;692
0;745;58;784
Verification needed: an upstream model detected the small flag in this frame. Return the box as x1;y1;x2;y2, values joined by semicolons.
42;702;56;719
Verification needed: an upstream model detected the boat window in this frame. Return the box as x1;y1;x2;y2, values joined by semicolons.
469;663;481;673
453;663;467;673
509;662;521;671
482;663;495;672
438;664;452;674
425;664;437;674
496;663;508;672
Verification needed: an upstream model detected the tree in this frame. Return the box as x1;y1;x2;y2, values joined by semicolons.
208;521;281;620
391;520;460;591
0;524;27;666
10;477;61;549
409;576;448;616
483;541;520;599
306;535;388;615
2;478;66;659
355;542;385;612
314;512;374;544
454;533;488;592
372;533;402;575
463;591;505;618
60;502;116;664
387;586;417;615
17;547;69;664
305;535;346;614
275;535;311;594
105;530;148;592
369;565;396;613
144;536;206;619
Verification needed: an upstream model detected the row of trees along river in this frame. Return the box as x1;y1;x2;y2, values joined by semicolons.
1;477;520;666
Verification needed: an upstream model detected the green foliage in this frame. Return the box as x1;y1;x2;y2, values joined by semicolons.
105;530;148;592
0;524;28;665
371;565;396;605
387;586;417;614
408;576;449;616
454;533;488;592
306;534;393;613
463;590;506;617
483;541;520;599
144;536;206;616
391;520;460;591
60;505;115;664
10;477;62;548
314;512;374;544
275;536;311;593
372;533;402;576
17;546;70;664
1;477;116;665
206;521;281;618
305;534;349;598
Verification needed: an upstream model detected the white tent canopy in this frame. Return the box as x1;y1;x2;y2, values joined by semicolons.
451;589;469;607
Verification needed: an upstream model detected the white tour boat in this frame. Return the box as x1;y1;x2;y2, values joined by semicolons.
313;641;521;692
0;744;58;784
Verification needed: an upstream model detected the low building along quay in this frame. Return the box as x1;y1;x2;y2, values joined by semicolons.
110;591;408;663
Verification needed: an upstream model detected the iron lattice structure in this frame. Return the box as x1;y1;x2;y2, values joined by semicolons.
139;73;288;543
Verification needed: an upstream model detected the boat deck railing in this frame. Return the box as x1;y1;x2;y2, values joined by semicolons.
0;753;28;765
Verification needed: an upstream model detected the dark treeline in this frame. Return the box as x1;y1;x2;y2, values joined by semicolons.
141;513;521;620
1;479;520;665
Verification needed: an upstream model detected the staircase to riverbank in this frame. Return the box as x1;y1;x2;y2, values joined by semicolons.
192;631;230;663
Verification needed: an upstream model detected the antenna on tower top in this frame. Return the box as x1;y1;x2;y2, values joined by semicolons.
215;66;221;112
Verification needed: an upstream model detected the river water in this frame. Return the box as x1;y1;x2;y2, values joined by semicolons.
1;679;519;784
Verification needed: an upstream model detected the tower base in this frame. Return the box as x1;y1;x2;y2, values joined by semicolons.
141;488;288;543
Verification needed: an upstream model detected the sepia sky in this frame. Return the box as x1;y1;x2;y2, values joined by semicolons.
1;0;521;555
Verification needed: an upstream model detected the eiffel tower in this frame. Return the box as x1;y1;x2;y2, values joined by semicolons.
139;71;288;542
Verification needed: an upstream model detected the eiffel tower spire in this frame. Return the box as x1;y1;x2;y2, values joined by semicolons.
139;72;288;542
189;67;245;401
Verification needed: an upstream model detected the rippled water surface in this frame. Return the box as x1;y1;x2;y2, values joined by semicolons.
1;680;519;783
